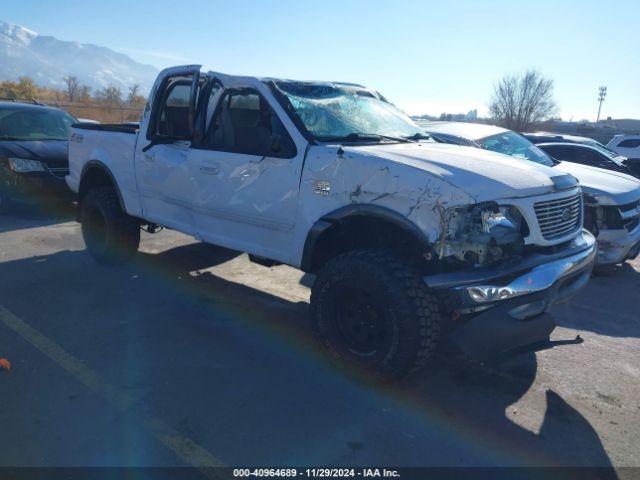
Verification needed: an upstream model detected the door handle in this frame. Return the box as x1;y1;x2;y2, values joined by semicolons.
200;164;220;175
143;153;154;162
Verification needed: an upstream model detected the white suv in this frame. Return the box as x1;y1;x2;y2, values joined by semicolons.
607;134;640;160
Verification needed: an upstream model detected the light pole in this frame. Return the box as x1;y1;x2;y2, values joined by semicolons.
596;86;607;123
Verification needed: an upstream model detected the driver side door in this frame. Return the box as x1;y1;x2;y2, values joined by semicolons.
136;67;201;234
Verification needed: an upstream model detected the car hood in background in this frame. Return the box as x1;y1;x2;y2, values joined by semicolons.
555;161;640;206
350;142;562;203
0;139;68;165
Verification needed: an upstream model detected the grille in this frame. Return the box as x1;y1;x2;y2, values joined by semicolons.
47;166;70;178
534;193;582;240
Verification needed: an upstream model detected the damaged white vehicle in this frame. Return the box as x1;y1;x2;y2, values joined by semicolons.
67;66;596;380
424;122;640;266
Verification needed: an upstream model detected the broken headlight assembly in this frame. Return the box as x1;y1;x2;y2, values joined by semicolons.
438;202;525;266
582;193;624;235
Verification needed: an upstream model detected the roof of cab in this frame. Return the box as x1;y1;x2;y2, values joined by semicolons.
422;121;507;141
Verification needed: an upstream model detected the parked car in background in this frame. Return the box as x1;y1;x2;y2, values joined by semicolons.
76;118;100;124
0;101;76;212
424;122;640;265
607;134;640;160
524;132;608;148
66;66;598;379
525;132;640;178
536;142;640;179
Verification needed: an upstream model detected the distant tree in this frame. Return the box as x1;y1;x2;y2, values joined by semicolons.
63;76;80;102
79;85;92;103
489;70;556;131
127;84;140;102
95;85;123;105
127;84;146;107
1;76;38;100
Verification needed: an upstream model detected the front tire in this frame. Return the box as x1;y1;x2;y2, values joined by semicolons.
80;186;140;265
310;249;441;381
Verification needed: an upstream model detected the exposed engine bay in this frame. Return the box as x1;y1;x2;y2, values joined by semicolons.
438;202;525;266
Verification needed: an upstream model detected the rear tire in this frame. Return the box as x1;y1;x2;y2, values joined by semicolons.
80;186;140;265
310;248;441;382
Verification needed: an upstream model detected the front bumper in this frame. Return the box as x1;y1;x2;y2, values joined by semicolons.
595;223;640;265
424;229;597;360
0;165;75;204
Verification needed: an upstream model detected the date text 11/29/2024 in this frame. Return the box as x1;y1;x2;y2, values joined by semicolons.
233;468;400;478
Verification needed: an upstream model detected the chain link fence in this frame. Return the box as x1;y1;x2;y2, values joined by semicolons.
47;102;144;124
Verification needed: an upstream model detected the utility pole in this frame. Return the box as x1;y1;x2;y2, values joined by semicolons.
596;86;607;123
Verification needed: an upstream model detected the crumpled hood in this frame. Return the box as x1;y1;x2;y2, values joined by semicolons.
347;142;561;202
0;140;68;165
555;161;640;206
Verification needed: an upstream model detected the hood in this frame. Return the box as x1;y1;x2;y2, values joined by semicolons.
554;161;640;206
0;139;68;166
347;142;563;202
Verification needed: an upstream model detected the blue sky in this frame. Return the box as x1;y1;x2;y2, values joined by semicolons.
4;0;639;120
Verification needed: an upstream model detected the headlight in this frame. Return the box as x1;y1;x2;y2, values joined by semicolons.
440;203;525;265
481;205;522;234
448;203;522;240
7;158;45;173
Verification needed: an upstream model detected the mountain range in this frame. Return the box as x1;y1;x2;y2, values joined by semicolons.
0;21;158;95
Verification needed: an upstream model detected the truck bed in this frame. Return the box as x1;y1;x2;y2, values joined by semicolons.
67;123;143;217
72;122;139;134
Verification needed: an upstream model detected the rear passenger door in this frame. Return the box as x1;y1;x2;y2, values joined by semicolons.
187;87;303;262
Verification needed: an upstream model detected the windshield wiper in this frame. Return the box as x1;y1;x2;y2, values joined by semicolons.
404;133;433;141
318;132;414;143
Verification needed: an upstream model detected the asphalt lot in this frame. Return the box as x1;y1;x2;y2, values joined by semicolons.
0;204;639;475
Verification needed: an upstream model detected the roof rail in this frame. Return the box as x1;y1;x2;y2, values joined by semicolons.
0;97;46;106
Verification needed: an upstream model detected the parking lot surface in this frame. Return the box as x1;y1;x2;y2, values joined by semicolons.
0;206;639;474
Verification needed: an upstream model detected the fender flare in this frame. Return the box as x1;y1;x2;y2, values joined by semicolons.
300;204;430;272
79;160;126;211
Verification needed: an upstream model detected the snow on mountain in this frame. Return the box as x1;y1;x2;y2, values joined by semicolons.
0;21;158;95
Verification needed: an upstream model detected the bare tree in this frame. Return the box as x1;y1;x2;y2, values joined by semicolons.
94;85;123;105
127;84;140;104
79;85;92;104
489;70;557;131
63;76;79;102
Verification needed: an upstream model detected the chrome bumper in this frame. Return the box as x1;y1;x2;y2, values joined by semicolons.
424;229;597;309
462;236;596;304
595;223;640;265
427;230;597;361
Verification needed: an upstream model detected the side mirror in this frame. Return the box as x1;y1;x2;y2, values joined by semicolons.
270;134;283;154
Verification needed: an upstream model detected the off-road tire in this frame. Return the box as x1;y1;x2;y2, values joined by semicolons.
80;186;140;265
310;248;441;382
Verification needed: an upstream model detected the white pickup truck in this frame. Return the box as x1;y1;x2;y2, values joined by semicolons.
67;65;596;380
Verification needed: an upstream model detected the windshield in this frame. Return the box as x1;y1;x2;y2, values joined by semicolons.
478;131;555;167
272;81;424;142
0;108;76;141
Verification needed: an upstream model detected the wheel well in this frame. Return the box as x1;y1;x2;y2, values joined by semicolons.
304;214;431;273
78;163;122;208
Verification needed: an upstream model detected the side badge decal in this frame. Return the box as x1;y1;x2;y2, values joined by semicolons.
313;180;331;196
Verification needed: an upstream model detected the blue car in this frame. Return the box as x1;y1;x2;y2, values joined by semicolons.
0;100;77;212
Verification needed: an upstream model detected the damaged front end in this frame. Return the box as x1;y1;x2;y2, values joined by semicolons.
583;194;640;265
425;199;597;360
436;202;526;267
